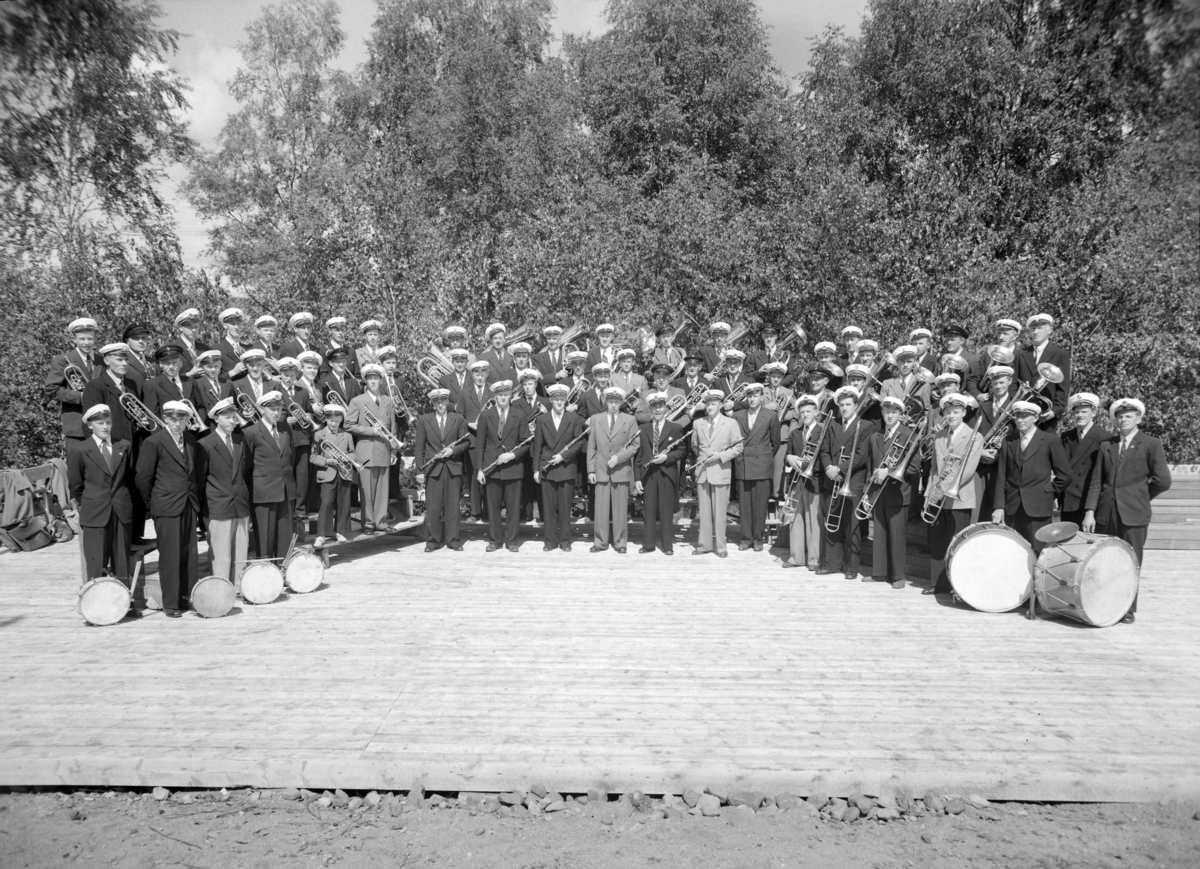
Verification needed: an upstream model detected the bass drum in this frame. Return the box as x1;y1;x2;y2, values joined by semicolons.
191;575;236;618
79;577;132;626
284;550;324;594
1035;530;1139;627
241;562;284;605
947;522;1036;613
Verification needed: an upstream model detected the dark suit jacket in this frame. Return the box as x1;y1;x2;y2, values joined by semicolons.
1060;424;1118;513
533;411;587;483
584;345;619;374
317;342;352;375
580;386;610;420
279;336;313;359
45;348;100;438
478;347;516;384
943;349;983;397
82;373;141;443
819;417;876;497
217;336;244;376
874;422;918;507
316;370;360;407
733;408;780;481
143;374;197;419
534;348;567;385
993;428;1072;517
68;437;134;527
190;375;230;423
455;381;492;429
135;429;201;518
1015;341;1071;422
284;384;313;447
124;353;155;391
636;418;687;486
439;370;471;411
229;376;282;419
473;405;532;482
697;345;724;375
243;420;297;504
414;412;470;478
715;372;756;411
197;429;251;520
1085;432;1172;527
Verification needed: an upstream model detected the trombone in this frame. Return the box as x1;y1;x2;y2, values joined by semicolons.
824;419;863;533
181;398;208;432
796;393;836;480
855;419;923;520
119;393;168;432
385;375;417;426
921;415;984;524
320;439;363;476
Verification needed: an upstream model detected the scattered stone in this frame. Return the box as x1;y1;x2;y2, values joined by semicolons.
588;788;608;804
704;785;729;804
365;791;381;807
299;789;317;801
698;794;721;817
877;807;901;821
529;782;548;799
543;800;566;813
317;796;333;808
217;788;230;803
599;813;614;826
826;799;848;822
332;790;349;808
865;807;879;821
727;805;755;825
429;794;446;807
458;792;484;807
758;803;778;816
389;799;404;818
523;794;539;810
509;805;529;818
852;794;877;813
807;793;830;811
569;803;584;815
729;791;766;810
347;797;363;811
775;793;800;811
660;793;681;808
895;792;913;814
682;788;701;808
664;807;684;821
177;794;193;805
796;801;820;818
613;798;635;820
410;776;425;805
480;798;500;814
575;794;588;804
921;832;937;844
946;799;967;815
545;792;563;806
967;794;990;809
844;806;861;823
876;792;898;810
499;792;523;806
151;787;170;802
924;792;946;814
249;791;261;803
69;809;86;821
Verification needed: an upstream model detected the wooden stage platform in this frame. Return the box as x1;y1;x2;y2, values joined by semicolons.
1;527;1198;803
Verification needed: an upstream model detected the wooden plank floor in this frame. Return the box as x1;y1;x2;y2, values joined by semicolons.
1;529;1198;802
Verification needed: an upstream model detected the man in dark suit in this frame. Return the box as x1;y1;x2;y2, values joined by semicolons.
438;348;472;409
1059;392;1118;527
279;311;315;359
68;405;135;597
1014;313;1071;431
534;325;568;385
121;323;156;391
580;363;613;419
817;386;878;580
414;388;470;552
635;392;687;555
243;391;297;559
190;349;230;424
143;344;198;421
910;328;937;374
716;350;756;414
975;363;1020;522
991;401;1072;554
215;307;248;378
868;397;919;588
473;381;531;551
44;316;101;453
277;358;314;536
456;359;493;523
533;384;587;551
733;384;780;551
172;308;209;377
1084;397;1172;622
697;321;731;375
82;343;142;445
940;323;983;397
318;316;352;376
478;323;516;385
135;401;202;617
196;397;251;595
316;346;360;407
584;323;618;372
782;395;825;570
672;353;706;407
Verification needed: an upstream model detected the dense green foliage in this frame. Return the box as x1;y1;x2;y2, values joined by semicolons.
3;0;1197;466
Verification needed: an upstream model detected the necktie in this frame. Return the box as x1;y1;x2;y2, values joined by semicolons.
609;414;615;434
438;415;445;436
174;379;182;395
101;440;113;472
500;411;507;431
223;434;232;454
653;423;661;453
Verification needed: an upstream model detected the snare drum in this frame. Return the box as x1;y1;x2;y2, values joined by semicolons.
284;550;324;594
947;523;1036;612
1035;530;1139;627
241;562;284;605
191;575;236;618
78;577;132;626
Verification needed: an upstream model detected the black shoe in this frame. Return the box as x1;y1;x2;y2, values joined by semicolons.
814;568;837;575
589;545;608;553
662;549;673;556
737;541;752;551
543;544;555;552
844;572;857;580
486;542;501;552
639;547;654;554
560;543;571;552
449;543;463;551
124;608;143;620
615;546;627;554
781;562;801;569
752;541;763;552
164;609;182;619
691;548;712;556
424;543;440;553
1121;612;1136;624
506;545;519;553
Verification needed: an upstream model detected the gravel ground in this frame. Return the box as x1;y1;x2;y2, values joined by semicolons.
1;787;1198;868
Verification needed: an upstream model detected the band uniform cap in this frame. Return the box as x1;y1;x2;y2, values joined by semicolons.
541;325;563;336
935;371;961;385
986;364;1015;378
197;349;223;365
845;363;871;378
1026;313;1055;329
840;325;863;338
603;385;626;401
709;321;731;334
359;319;383;334
376;345;397;360
761;324;780;336
173;308;200;329
469;359;490;372
322;403;345;415
448;348;470;360
808;362;832;377
68;317;99;334
484;322;506;340
893;344;918;360
256;391;283;408
297;350;323;367
744;382;764;394
1011;400;1041;416
704;389;725;402
996;318;1022;332
646;391;668;405
99;342;129;357
909;327;932;340
939;392;974;410
650;362;674;375
813;340;837;354
518;368;541;382
880;395;905;411
510;341;532;355
794;394;818;408
326;346;350;361
566;350;588;364
591;361;612;375
360;363;386;379
288;312;314;330
856;339;880;353
763;361;788;375
427;388;451;402
721;348;746;362
239;348;267;363
654;325;673;337
834;385;860;402
218;307;245;325
683;352;704;363
162;399;192;416
254;314;277;329
616;347;636;360
1110;397;1145;417
155;343;185;362
489;379;514;394
1067;391;1100;411
943;323;970;339
443;325;468;339
82;404;113;423
546;383;570;398
122;323;152;342
275;356;301;372
596;323;615;334
205;397;236;418
324;316;347;329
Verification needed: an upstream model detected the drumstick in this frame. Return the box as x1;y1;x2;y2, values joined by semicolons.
283;532;298;567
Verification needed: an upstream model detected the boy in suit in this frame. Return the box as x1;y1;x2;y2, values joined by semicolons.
143;343;198;421
690;389;745;557
991;401;1072;553
634;392;687;555
439;348;472;409
311;404;355;546
474;380;531;551
190;349;229;424
121;323;156;391
243;391;296;559
586;386;640;553
533;383;587;551
196;397;251;595
345;363;397;533
277;357;314;535
733;383;780;551
215;307;247;378
317;346;360;407
457;359;493;523
414;388;470;551
1059;392;1117;527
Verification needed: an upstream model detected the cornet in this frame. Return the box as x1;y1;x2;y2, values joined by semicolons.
288;398;316;431
363;409;403;464
119;393;167;433
235;392;262;424
320;439;363;476
64;362;88;392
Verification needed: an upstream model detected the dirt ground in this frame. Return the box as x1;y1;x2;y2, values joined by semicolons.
1;788;1198;869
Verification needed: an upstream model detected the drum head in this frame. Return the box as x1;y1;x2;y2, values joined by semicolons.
285;552;324;594
192;575;236;618
1077;538;1140;627
948;524;1036;613
79;579;131;626
241;563;283;605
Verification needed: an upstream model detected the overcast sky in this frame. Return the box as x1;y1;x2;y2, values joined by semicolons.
160;0;867;267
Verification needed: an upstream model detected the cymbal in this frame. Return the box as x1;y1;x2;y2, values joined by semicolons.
1036;521;1080;544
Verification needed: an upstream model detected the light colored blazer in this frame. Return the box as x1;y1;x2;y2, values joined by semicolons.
930;421;984;510
586;412;640;483
690;413;744;486
345;391;396;467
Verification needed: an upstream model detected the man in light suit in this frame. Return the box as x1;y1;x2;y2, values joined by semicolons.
587;386;640;553
533;383;587;551
690;389;744;557
196;397;251;595
880;345;932;417
733;384;780;551
1015;313;1071;431
345;363;397;533
635;392;687;555
1084;397;1172;623
242;391;297;559
925;393;985;596
68;405;135;596
992;401;1072;554
782;395;824;570
1059;392;1117;527
414;388;470;551
473;380;532;551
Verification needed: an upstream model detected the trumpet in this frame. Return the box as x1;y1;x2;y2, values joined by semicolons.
301;379;325;424
824;419;863;533
119;392;167;432
618;387;643;415
320;438;363;476
288;398;316;431
685;436;743;474
921;415;984;523
64;362;88;392
236;391;262;424
363;409;404;459
855;421;923;520
385;375;417;426
181;398;207;432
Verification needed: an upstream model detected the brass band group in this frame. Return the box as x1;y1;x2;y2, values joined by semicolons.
49;307;1171;623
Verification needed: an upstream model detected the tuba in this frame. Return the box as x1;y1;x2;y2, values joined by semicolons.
557;318;588;356
119;393;167;433
772;322;808;367
502;319;536;348
417;341;456;389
